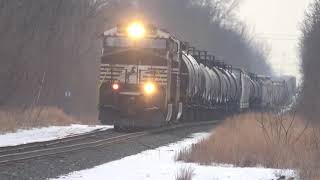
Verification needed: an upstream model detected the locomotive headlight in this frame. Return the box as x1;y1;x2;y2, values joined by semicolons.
143;82;156;95
127;22;145;39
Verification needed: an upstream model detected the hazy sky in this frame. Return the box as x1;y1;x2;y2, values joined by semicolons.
238;0;312;81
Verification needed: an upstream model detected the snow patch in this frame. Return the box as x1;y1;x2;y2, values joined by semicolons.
0;125;113;147
53;133;296;180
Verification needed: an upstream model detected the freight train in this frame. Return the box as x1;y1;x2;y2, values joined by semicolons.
98;21;296;130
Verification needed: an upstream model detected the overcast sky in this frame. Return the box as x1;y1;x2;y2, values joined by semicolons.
238;0;312;81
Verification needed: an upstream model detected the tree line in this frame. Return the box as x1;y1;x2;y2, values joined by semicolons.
300;0;320;123
0;0;271;116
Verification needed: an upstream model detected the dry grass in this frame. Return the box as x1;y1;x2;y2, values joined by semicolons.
176;112;320;179
175;167;194;180
0;106;99;133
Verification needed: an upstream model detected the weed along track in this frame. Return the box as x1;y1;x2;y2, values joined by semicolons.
0;121;218;166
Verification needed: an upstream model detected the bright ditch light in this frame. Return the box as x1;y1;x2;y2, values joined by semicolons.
112;83;119;90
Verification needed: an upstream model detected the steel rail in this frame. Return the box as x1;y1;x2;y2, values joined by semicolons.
0;131;145;165
0;129;115;155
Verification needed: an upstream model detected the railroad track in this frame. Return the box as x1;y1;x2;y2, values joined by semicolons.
0;129;116;155
0;120;219;165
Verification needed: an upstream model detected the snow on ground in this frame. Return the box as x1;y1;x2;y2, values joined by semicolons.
0;125;113;147
53;133;296;180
